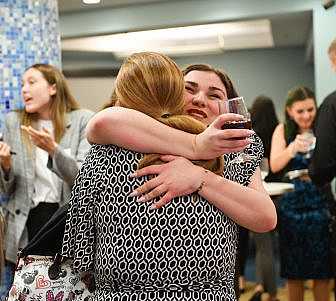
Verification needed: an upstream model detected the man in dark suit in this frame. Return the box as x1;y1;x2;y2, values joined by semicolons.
309;37;336;300
310;38;336;185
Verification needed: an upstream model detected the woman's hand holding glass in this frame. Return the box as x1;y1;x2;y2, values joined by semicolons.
21;126;58;156
130;155;206;209
288;133;315;158
193;113;253;160
218;96;256;164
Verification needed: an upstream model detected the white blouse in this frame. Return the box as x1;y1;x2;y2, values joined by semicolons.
32;120;58;207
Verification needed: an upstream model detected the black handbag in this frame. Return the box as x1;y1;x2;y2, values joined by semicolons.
22;203;69;257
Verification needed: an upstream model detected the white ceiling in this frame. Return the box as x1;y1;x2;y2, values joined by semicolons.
58;1;312;49
58;0;313;76
62;19;275;58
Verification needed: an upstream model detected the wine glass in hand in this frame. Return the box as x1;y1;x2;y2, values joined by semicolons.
218;96;256;164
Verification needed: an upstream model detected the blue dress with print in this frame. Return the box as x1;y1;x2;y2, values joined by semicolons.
278;150;332;279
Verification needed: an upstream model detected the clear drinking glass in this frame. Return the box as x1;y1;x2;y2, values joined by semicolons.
218;96;256;164
301;130;316;159
260;158;269;181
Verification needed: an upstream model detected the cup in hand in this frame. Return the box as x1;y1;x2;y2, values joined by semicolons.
217;97;256;164
218;97;252;139
301;130;316;159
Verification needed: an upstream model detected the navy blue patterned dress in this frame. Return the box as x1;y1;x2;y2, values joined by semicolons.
278;148;332;279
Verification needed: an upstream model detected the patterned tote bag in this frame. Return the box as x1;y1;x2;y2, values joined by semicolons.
7;253;94;301
6;205;94;301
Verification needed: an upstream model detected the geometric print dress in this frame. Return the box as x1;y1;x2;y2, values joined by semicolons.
62;134;263;301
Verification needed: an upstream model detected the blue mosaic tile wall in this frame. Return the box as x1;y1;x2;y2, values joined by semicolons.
0;0;61;129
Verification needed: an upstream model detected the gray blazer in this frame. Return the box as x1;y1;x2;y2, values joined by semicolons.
0;109;94;262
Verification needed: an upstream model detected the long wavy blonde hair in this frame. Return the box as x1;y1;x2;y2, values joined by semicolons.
20;64;80;150
115;52;224;174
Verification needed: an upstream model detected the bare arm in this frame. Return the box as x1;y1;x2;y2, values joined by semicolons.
270;123;311;173
131;155;276;233
270;124;293;173
199;166;276;232
86;107;253;160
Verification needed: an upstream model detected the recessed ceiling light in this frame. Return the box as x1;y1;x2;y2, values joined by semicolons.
82;0;101;4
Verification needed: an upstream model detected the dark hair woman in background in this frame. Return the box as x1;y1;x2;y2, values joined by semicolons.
250;95;280;182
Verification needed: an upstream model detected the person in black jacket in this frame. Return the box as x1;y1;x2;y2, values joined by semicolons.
309;37;336;301
309;38;336;185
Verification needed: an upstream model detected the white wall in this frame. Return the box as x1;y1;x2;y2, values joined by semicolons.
175;47;314;120
67;77;115;112
67;47;314;120
313;5;336;103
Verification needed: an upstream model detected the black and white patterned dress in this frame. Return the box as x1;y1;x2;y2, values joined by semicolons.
62;135;263;301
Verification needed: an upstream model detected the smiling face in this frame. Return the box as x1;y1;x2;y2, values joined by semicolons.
183;70;228;126
21;68;56;119
286;98;316;131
